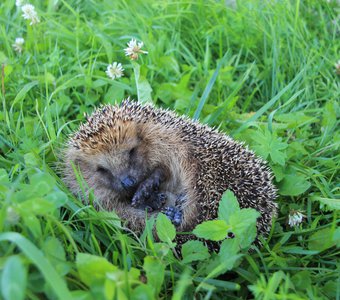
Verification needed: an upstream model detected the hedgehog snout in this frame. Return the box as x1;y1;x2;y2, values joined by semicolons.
121;175;137;190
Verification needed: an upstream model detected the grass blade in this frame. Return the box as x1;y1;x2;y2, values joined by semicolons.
193;50;230;120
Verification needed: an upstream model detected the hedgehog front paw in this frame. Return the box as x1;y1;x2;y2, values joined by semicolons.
163;206;183;226
148;192;167;210
131;168;166;207
137;192;167;211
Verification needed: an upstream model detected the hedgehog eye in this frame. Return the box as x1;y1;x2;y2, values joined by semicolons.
129;147;137;157
96;166;110;174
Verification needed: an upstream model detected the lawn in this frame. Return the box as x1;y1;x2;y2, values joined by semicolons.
0;0;339;299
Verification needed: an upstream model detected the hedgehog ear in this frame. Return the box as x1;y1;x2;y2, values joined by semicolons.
135;123;143;139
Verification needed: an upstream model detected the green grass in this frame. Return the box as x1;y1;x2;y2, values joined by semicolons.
0;0;339;299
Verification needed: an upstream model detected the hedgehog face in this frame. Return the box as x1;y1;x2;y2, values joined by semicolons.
67;120;152;204
96;143;150;198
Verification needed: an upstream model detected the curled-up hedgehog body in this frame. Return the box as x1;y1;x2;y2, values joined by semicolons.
63;100;277;244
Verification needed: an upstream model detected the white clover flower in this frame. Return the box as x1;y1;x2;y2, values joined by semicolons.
124;39;148;60
12;37;25;53
16;0;24;7
21;4;40;25
288;210;305;227
335;60;340;75
106;62;124;80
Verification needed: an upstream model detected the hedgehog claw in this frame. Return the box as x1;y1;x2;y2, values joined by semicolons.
163;206;182;226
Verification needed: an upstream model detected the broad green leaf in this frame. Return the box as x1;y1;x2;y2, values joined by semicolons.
24;153;40;167
12;185;40;203
104;84;126;103
286;141;308;159
143;256;164;296
215;239;242;273
70;290;93;300
252;129;288;165
29;172;56;196
155;82;175;105
131;285;154;300
76;253;117;286
310;195;340;211
104;267;140;299
45;190;68;208
218;237;239;257
153;242;171;258
322;281;338;299
19;198;55;215
229;209;260;248
279;174;311;196
174;98;190;111
104;278;116;300
22;215;42;238
116;288;129;300
181;240;210;264
229;209;260;231
291;271;311;290
128;267;141;281
158;56;180;75
333;228;340;247
202;240;242;278
105;267;140;286
271;164;285;182
193;220;231;241
42;237;70;276
275;111;315;127
1;256;27;300
308;228;338;251
156;213;176;244
218;190;240;222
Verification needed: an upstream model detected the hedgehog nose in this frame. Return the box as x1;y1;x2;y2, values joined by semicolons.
121;175;136;189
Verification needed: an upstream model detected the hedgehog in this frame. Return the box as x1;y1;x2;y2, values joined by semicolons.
63;100;277;245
